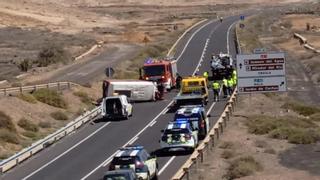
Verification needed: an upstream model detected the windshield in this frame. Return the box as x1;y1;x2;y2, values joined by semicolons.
165;128;190;135
144;65;165;76
103;175;127;180
111;156;136;165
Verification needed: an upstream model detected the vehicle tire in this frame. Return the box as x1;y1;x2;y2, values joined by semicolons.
146;172;150;180
152;168;159;180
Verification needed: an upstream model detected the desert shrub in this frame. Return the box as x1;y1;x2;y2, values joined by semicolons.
33;89;67;108
0;129;19;144
50;111;68;121
0;111;16;132
17;93;37;104
224;156;262;180
282;102;320;116
287;128;320;144
18;118;39;132
38;121;51;128
17;59;33;72
11;82;22;87
219;141;234;149
37;44;70;67
73;91;93;105
22;131;39;140
264;148;276;154
254;140;268;148
246;116;279;135
310;113;320;122
221;150;235;159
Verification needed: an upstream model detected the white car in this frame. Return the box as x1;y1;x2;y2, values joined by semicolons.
160;120;198;152
109;146;158;180
101;95;133;120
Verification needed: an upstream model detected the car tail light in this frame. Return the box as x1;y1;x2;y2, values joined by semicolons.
161;76;165;79
201;120;205;128
109;163;115;170
185;134;192;140
145;77;149;80
135;161;144;169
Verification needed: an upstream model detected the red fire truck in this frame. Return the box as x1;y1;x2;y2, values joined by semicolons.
140;58;178;90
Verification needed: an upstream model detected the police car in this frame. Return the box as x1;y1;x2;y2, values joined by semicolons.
109;146;158;180
174;105;210;139
160;121;198;152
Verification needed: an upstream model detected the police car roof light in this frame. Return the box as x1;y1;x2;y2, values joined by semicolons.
121;145;144;151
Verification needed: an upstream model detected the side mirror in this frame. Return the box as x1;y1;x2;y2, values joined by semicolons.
148;154;156;159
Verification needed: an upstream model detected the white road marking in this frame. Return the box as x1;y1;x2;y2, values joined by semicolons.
227;21;237;54
149;121;157;127
128;136;139;145
158;156;176;175
176;21;213;62
193;39;210;75
22;122;112;180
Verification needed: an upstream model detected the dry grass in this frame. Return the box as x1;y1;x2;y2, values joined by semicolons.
33;89;67;109
219;141;235;149
0;111;16;132
38;121;52;128
221;150;236;159
246;115;320;144
282;101;320;116
224;156;263;180
17;118;39;132
73;91;93;105
50;111;69;121
17;93;37;104
0;129;19;144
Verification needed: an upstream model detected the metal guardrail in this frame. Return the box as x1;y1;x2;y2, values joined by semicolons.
171;88;238;180
0;82;78;96
0;106;102;173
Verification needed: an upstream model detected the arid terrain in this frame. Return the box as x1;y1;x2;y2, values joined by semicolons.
0;0;318;175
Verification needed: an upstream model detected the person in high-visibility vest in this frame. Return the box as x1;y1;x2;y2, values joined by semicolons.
222;78;228;98
203;71;209;80
212;81;220;102
227;78;234;97
232;69;237;86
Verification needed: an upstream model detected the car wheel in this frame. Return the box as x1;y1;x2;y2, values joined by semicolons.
152;168;158;180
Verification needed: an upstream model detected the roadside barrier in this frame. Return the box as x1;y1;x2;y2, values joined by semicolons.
171;88;238;180
0;106;102;173
0;82;79;96
293;33;320;54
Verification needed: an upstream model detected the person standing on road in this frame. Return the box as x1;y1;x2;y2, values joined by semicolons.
157;82;165;100
232;69;237;87
176;73;182;91
227;78;234;97
222;77;228;98
212;81;220;102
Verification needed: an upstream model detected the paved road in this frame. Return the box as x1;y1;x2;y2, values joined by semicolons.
1;15;240;180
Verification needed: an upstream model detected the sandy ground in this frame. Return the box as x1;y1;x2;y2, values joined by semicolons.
190;94;320;180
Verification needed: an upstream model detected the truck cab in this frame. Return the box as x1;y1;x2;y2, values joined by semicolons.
101;95;133;120
141;58;177;90
174;76;209;107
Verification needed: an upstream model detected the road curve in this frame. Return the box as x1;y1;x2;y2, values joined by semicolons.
1;15;240;180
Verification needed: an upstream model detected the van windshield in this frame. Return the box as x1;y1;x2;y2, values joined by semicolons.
144;65;165;76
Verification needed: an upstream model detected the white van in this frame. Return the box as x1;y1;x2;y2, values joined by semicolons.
102;80;158;102
101;95;133;120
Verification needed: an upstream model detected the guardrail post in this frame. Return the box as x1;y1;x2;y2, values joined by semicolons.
20;86;23;94
228;105;233;116
214;128;219;139
219;122;223;134
222;116;227;127
225;111;230;121
58;82;61;91
4;88;6;96
183;167;189;180
34;85;37;92
68;82;71;89
210;134;215;149
198;149;204;163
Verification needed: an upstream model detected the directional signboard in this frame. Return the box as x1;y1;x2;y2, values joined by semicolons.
238;76;286;93
236;52;286;94
237;52;285;78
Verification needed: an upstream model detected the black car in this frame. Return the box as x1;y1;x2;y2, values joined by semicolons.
103;169;137;180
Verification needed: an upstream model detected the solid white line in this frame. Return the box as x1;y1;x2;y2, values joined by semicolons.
128;136;139;145
22;122;112;180
193;39;209;75
206;102;216;116
158;156;176;175
176;21;213;62
227;21;237;54
149;121;157;127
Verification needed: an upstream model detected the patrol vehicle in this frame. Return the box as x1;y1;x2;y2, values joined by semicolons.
109;146;158;180
174;105;210;139
160;121;198;152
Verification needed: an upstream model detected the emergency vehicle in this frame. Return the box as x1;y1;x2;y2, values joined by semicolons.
109;146;158;180
140;57;177;90
174;105;210;139
160;120;199;152
174;76;209;107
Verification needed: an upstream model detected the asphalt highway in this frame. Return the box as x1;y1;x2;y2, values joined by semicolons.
1;15;239;180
